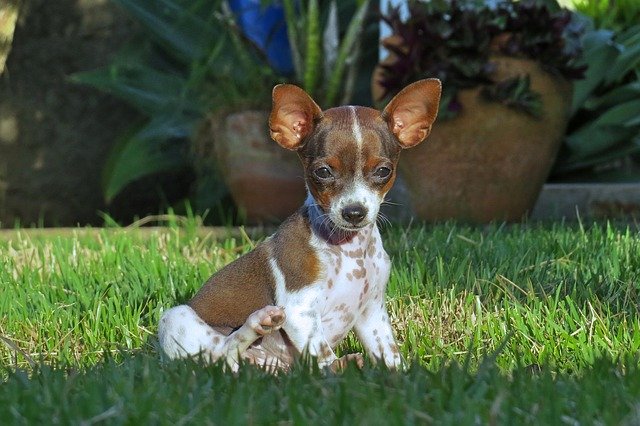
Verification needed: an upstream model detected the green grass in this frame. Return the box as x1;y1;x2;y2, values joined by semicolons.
1;221;640;424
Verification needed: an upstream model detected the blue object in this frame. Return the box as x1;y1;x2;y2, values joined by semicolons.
229;0;294;75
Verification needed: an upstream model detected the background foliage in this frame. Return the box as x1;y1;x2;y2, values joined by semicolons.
73;0;280;212
551;2;640;180
72;0;640;225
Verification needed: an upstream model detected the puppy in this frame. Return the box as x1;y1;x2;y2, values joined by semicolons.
158;79;441;371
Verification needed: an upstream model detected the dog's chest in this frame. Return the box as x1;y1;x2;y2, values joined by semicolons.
314;227;391;346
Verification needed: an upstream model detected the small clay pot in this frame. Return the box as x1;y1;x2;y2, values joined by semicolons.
212;110;306;224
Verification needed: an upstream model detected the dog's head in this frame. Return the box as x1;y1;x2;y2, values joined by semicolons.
269;79;441;232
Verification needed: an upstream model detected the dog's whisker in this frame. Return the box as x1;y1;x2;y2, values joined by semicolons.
376;213;392;229
381;199;403;208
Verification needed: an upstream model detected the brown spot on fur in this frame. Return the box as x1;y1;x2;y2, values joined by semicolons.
213;336;221;344
319;342;333;359
333;303;348;312
391;344;400;354
335;252;343;268
364;280;370;294
347;273;354;281
340;312;355;324
353;265;366;279
347;248;364;258
327;278;334;289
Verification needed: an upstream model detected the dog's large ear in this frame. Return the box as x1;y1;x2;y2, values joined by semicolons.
382;79;442;149
269;84;323;150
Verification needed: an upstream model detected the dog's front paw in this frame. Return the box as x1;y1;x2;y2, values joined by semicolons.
247;305;286;335
329;353;365;372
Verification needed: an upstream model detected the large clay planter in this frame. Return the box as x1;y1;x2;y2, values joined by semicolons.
377;56;572;223
212;110;306;224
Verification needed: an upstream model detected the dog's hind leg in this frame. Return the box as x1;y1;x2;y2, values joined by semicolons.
158;305;226;362
158;304;285;370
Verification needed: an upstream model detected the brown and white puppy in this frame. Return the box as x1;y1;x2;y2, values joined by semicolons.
158;79;442;371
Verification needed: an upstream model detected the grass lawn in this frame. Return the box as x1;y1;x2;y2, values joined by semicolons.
1;220;640;424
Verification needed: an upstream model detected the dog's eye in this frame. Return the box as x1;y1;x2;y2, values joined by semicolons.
314;167;333;180
373;167;392;179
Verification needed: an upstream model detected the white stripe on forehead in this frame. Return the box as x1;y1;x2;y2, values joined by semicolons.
350;106;364;176
350;106;363;149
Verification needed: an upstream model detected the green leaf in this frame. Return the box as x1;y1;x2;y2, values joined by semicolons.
625;116;640;128
564;97;640;160
135;114;196;141
583;81;640;110
571;29;620;114
282;0;303;82
110;0;219;62
616;24;640;47
322;1;339;89
593;99;640;127
102;122;191;203
565;100;640;158
324;0;369;106
71;65;197;115
604;36;640;86
565;126;635;160
555;138;640;174
303;0;321;96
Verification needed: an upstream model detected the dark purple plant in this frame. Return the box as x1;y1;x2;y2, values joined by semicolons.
378;0;585;118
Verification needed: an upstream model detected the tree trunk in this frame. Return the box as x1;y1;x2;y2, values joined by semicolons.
0;0;22;75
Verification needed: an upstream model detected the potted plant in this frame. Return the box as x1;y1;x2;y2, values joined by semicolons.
373;0;585;223
73;0;280;219
73;0;372;224
210;0;372;223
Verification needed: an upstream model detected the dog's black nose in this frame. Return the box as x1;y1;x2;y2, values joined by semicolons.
341;204;368;225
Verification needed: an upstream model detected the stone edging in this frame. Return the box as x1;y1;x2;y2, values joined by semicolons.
531;183;640;220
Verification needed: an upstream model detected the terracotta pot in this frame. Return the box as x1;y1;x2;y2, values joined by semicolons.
375;56;572;223
213;110;306;224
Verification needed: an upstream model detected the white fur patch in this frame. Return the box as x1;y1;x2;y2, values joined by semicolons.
158;305;221;361
269;257;287;306
329;180;383;228
350;106;363;150
271;253;336;365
